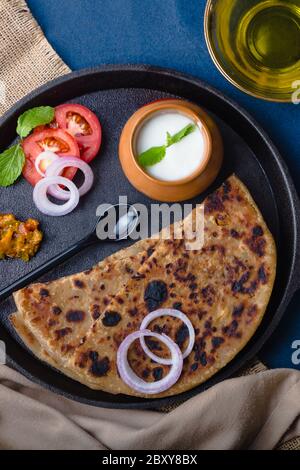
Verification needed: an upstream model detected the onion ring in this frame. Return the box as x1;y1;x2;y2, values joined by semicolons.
140;309;195;365
117;329;183;394
34;151;59;177
33;176;80;216
45;156;94;200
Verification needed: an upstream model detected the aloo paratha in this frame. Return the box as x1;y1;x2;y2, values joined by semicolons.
11;175;276;398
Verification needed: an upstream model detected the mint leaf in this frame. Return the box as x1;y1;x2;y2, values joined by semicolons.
17;106;55;138
138;145;166;167
166;123;196;147
166;131;172;147
138;123;196;168
0;144;25;187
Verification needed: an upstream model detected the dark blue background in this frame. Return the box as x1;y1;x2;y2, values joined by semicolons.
27;0;300;369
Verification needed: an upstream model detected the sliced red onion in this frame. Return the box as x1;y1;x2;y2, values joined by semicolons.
45;156;94;200
33;176;80;216
117;329;183;394
140;309;195;365
35;151;59;177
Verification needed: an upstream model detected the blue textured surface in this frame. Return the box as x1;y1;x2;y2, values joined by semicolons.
27;0;300;370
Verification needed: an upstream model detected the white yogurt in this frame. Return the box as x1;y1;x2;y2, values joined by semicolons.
136;111;206;182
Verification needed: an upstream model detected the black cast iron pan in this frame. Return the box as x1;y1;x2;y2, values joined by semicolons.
0;65;299;409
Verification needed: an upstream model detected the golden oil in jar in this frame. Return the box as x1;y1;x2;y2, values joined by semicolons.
206;0;300;100
237;2;300;70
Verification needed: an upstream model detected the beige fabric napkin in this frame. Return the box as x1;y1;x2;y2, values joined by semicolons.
0;0;299;450
0;365;299;450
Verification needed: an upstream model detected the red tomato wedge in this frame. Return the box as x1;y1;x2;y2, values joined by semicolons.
22;128;80;186
55;104;102;163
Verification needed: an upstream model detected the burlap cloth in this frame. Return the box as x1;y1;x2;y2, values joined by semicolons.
0;0;299;450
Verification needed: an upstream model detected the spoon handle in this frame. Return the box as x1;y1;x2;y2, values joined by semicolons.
0;234;95;303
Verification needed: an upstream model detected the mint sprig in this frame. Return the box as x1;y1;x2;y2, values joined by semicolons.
17;106;54;138
138;123;196;168
0;106;55;187
0;144;25;187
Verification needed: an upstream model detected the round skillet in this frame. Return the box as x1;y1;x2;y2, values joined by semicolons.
0;65;299;409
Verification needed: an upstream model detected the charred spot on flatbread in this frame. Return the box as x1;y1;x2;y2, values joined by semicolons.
91;304;101;320
222;320;240;337
173;301;182;310
84;268;93;275
201;285;216;306
245;225;266;257
102;311;121;327
125;264;134;275
147;247;155;258
144;280;168;311
211;336;224;350
66;310;85;322
54;327;72;340
73;279;86;289
258;265;268;284
231;271;257;295
175;323;189;347
142;368;150;379
152;367;163;381
252;225;264;237
205;191;225;214
89;356;110;377
198;351;208;366
247;305;258;320
39;288;49;298
232;304;244;318
230;229;240;238
128;307;138;317
52;306;62;316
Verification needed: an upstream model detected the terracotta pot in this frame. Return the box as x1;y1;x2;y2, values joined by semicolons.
119;99;223;201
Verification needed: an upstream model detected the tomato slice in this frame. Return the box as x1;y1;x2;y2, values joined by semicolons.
54;104;102;163
22;128;80;186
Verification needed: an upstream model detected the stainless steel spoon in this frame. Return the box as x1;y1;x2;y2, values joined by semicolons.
0;203;139;302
